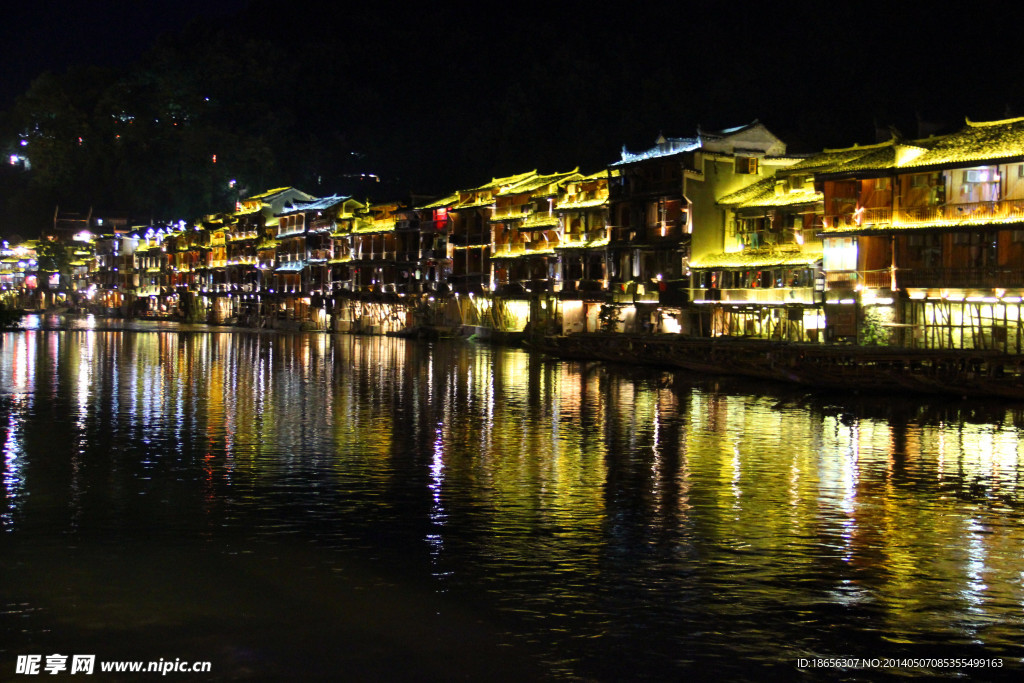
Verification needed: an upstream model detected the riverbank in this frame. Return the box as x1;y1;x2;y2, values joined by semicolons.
528;332;1024;400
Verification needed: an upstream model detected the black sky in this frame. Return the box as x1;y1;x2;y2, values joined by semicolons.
3;1;1023;198
0;1;249;112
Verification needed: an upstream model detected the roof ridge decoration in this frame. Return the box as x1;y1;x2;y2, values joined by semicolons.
614;136;700;165
470;170;537;192
821;137;897;154
698;119;760;138
965;115;1024;127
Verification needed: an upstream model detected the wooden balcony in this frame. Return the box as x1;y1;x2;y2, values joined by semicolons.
826;270;892;290
897;266;1024;289
419;218;448;233
491;242;556;258
558;231;608;248
826;199;1024;231
895;199;1024;226
825;208;892;229
693;287;817;304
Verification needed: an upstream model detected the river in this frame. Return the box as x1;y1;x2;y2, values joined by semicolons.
2;316;1023;680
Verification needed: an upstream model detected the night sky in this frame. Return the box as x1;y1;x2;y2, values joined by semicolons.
2;0;1022;225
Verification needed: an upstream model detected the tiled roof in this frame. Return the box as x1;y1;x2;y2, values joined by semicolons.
555;197;608;210
797;118;1024;177
787;140;898;175
718;178;775;206
690;248;823;269
498;169;580;195
719;177;821;209
555;237;610;250
276;195;351;216
418;193;459;210
466;170;537;193
454;197;496;209
248;187;294;201
900;117;1024;167
520;214;559;229
351;219;395;234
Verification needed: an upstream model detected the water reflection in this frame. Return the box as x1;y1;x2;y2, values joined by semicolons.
1;328;1023;678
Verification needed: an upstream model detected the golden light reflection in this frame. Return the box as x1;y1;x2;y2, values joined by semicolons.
3;327;1024;655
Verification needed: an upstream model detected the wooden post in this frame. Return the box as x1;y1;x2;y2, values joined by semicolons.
1017;302;1022;355
958;302;964;349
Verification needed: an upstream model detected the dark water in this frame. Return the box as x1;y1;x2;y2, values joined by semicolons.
2;318;1024;680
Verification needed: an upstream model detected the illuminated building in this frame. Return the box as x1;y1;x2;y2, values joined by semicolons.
488;169;581;297
553;170;615;334
818;117;1024;350
690;159;825;341
609;121;791;335
411;195;457;295
449;171;535;296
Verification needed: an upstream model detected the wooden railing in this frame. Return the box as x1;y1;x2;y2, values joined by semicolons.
897;266;1024;288
491;242;556;257
895;199;1024;225
693;287;817;304
825;270;891;290
826;199;1024;230
825;208;892;229
559;231;607;247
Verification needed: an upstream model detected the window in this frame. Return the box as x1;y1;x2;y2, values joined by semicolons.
823;237;858;271
952;231;997;268
911;174;929;188
875;177;890;191
735;157;759;175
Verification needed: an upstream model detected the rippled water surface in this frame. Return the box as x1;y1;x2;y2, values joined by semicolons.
3;320;1024;680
